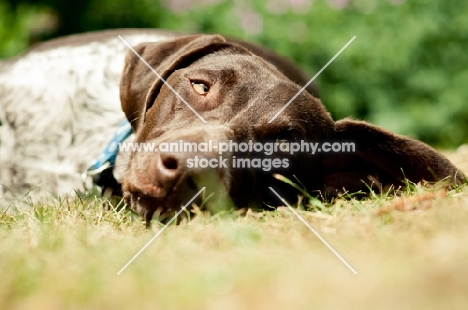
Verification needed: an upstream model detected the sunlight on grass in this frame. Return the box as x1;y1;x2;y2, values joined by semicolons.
1;152;467;309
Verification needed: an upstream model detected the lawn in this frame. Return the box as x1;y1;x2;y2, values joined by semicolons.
1;148;467;310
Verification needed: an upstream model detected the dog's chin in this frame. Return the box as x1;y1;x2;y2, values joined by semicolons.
122;164;234;225
129;195;164;224
124;182;203;226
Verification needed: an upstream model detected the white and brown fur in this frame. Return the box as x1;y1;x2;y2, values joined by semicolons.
0;29;178;205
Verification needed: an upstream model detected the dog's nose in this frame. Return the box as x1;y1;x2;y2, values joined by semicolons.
160;153;179;170
152;152;187;192
158;152;180;179
139;144;221;198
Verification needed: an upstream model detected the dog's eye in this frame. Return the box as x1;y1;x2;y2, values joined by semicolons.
191;82;209;95
277;139;289;152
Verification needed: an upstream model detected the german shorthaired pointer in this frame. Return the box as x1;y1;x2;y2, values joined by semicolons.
0;29;465;222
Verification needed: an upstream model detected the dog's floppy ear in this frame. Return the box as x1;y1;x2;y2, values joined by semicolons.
321;119;466;196
120;35;250;131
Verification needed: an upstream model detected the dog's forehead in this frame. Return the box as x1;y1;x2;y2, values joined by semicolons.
191;52;279;77
185;53;301;99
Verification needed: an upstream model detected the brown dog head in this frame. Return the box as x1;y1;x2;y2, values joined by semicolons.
119;34;466;222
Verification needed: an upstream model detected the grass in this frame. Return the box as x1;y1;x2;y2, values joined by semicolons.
1;150;468;310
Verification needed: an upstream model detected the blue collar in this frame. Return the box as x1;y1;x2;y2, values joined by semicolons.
82;119;132;182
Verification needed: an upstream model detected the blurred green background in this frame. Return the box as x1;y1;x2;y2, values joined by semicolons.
1;0;467;148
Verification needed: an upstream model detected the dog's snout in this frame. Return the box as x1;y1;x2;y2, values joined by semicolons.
125;136;224;199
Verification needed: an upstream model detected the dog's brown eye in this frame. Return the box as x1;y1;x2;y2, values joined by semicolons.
277;139;289;152
191;82;209;95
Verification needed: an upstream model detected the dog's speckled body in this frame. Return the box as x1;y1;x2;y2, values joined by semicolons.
0;30;178;203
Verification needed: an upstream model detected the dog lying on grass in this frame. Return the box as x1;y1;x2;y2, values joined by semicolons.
0;29;465;222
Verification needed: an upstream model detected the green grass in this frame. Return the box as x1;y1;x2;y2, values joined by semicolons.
1;152;468;309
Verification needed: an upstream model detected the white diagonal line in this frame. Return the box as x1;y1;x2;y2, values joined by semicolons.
117;187;206;275
268;36;356;123
268;187;357;275
118;35;207;124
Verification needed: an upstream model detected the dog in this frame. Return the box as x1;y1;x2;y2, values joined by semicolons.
0;29;316;205
0;29;465;222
